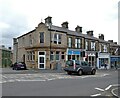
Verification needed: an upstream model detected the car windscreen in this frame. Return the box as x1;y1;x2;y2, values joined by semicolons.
66;61;73;66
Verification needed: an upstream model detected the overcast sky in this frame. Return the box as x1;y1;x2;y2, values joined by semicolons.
0;0;119;48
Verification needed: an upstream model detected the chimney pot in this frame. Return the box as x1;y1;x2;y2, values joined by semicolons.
108;40;113;43
87;30;93;36
99;34;104;40
44;16;52;26
75;25;82;33
61;21;68;29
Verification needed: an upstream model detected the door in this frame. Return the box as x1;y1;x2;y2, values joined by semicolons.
38;51;46;69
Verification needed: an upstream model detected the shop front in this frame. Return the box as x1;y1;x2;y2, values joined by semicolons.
97;53;110;69
85;51;97;67
66;49;82;61
110;56;120;68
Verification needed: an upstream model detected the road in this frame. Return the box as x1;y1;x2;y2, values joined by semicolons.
1;68;119;97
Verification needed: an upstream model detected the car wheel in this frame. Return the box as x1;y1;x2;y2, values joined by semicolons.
67;72;72;75
78;70;82;76
91;70;96;75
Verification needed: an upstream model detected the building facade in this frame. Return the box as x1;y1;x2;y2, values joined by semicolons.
0;45;13;67
13;16;120;69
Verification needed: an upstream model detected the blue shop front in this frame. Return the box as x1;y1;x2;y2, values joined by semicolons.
66;49;83;60
110;56;120;68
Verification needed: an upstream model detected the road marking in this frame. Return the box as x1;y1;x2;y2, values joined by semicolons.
2;75;7;79
90;93;101;97
105;85;112;90
47;78;56;81
111;88;119;98
95;87;104;92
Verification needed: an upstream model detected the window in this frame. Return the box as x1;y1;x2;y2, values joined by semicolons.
40;32;44;43
50;51;54;60
86;41;88;50
103;45;107;52
54;34;61;44
29;35;33;45
27;51;35;61
56;51;60;60
75;38;81;48
61;52;65;59
91;42;95;50
99;44;101;52
68;37;72;48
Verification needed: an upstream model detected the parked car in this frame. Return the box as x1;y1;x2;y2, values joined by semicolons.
64;60;96;75
12;62;27;70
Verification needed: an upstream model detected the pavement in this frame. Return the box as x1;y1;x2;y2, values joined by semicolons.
1;67;119;74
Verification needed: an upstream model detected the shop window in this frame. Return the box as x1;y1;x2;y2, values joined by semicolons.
61;52;65;60
68;55;71;60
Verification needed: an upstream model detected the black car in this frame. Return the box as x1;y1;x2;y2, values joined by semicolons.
64;60;96;75
12;62;27;70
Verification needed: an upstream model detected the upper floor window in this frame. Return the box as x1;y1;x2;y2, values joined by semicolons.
103;45;107;52
68;37;72;48
54;34;61;44
40;32;44;43
91;42;95;50
29;35;33;45
99;44;101;52
75;38;81;48
85;41;88;50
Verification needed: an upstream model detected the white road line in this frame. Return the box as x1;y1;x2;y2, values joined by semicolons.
47;78;56;81
17;79;46;82
95;87;105;92
90;93;101;97
111;88;119;98
105;85;112;90
7;80;15;82
112;84;120;87
2;75;7;78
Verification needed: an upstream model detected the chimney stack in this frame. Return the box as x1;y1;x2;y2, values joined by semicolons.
86;30;93;36
61;21;68;29
13;38;18;45
114;42;117;44
108;40;113;43
99;34;104;40
75;25;82;33
44;16;52;26
8;47;11;50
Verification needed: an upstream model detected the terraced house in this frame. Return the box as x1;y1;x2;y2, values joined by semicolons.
13;16;120;69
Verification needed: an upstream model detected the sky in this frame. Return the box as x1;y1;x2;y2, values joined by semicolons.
0;0;119;48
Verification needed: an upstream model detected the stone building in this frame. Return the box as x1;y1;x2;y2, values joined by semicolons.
13;16;120;69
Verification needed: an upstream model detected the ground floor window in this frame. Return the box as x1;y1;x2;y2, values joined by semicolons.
61;52;65;60
56;51;60;60
50;51;54;61
27;51;35;61
67;55;80;60
99;58;108;68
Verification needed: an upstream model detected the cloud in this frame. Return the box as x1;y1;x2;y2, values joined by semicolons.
0;0;30;47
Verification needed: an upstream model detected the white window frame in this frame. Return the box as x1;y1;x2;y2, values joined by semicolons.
91;42;95;50
86;41;88;50
54;34;61;44
68;37;72;48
